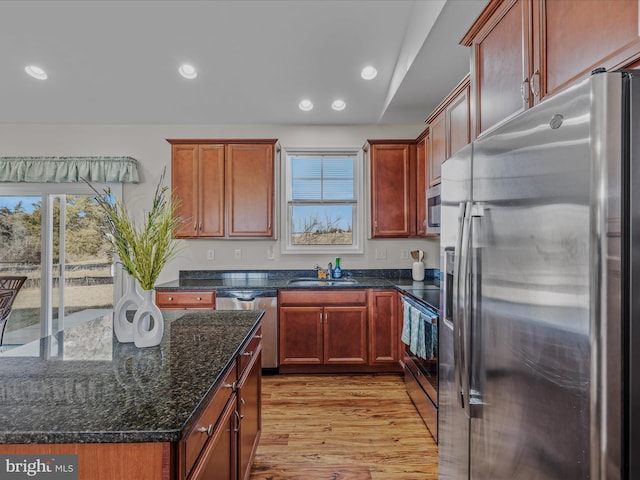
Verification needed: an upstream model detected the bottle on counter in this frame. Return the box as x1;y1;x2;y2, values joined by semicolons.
333;257;342;279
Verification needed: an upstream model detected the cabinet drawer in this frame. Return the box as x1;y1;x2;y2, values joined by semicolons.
156;290;215;309
238;326;262;379
182;362;237;479
279;289;367;306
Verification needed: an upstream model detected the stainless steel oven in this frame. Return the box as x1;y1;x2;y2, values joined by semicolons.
426;184;441;235
402;295;439;442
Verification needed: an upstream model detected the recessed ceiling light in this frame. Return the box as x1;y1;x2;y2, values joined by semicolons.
361;65;377;80
25;65;47;80
331;99;346;111
299;99;314;111
178;64;197;80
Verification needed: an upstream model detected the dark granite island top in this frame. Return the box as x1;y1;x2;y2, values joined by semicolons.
0;309;263;444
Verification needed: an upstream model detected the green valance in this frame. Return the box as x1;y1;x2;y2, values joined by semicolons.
0;156;140;183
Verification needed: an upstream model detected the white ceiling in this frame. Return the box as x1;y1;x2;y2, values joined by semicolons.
0;0;488;126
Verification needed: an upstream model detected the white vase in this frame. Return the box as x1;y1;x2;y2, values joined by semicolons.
113;274;144;343
412;261;425;282
133;288;164;348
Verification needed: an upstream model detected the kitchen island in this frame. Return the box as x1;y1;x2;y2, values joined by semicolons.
0;309;263;480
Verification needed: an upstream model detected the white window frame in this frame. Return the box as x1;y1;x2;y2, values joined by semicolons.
0;182;122;337
280;147;364;254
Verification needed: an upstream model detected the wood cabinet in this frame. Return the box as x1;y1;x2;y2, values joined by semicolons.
279;290;368;369
236;335;262;480
368;289;399;365
463;0;640;137
416;132;428;237
171;143;225;238
278;289;402;373
180;363;237;479
168;139;277;239
425;74;471;187
367;141;416;238
188;393;237;480
155;289;215;309
179;323;262;480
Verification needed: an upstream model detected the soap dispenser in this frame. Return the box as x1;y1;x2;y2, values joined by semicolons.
333;257;342;279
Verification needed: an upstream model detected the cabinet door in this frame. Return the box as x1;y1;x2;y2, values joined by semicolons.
226;144;274;237
470;0;532;136
368;290;399;365
428;112;445;187
199;145;225;237
535;0;640;102
447;85;470;159
370;143;413;237
171;144;199;238
188;398;236;480
279;306;323;365
416;135;428;236
324;306;367;364
237;348;262;480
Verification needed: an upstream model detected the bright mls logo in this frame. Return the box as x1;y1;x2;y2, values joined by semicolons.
0;455;77;480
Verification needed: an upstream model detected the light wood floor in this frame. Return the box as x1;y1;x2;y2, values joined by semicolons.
249;373;438;480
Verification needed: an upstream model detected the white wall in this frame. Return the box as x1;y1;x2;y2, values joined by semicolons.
0;123;440;284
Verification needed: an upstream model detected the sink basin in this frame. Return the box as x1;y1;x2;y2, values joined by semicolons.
287;277;358;287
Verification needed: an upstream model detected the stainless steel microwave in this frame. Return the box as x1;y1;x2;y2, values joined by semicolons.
426;184;440;235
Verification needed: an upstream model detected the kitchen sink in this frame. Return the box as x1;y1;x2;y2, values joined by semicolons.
287;277;358;287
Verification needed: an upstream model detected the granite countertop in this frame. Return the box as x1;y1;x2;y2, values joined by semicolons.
156;269;441;311
0;310;262;444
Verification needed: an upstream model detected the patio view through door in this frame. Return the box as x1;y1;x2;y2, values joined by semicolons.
0;186;116;349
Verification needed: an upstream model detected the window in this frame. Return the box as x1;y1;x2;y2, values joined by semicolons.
282;149;363;254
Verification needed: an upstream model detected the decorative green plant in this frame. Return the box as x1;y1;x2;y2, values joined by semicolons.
86;170;182;290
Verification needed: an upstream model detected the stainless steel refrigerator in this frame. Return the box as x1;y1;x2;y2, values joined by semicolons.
439;70;640;479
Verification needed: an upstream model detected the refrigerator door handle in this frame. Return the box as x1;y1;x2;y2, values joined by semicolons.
468;202;486;418
459;201;473;418
453;202;467;409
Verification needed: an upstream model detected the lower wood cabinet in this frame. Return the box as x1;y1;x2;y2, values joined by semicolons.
368;289;399;365
278;289;401;373
237;347;262;480
155;289;215;309
181;324;262;480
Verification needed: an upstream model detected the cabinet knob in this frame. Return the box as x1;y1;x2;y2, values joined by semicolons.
168;297;173;301
197;424;214;436
196;296;202;301
520;77;530;106
530;69;540;98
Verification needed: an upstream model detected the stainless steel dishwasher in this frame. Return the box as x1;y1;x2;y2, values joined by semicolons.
216;289;278;373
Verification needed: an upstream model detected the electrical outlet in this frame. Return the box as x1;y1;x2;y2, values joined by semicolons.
206;249;215;261
375;248;387;260
234;249;242;260
267;246;275;260
400;249;409;260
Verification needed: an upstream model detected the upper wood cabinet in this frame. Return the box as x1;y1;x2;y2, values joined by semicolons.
416;132;428;237
168;139;277;239
425;74;471;187
171;144;225;238
367;141;416;238
463;0;640;137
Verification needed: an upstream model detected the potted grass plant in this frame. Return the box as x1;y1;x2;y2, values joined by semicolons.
88;171;182;347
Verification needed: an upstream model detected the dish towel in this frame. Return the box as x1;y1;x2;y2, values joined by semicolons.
410;306;423;356
425;310;438;359
401;301;411;345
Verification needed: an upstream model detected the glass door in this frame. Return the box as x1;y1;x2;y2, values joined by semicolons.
0;185;118;349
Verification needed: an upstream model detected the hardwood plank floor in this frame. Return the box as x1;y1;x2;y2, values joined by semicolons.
250;373;438;480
